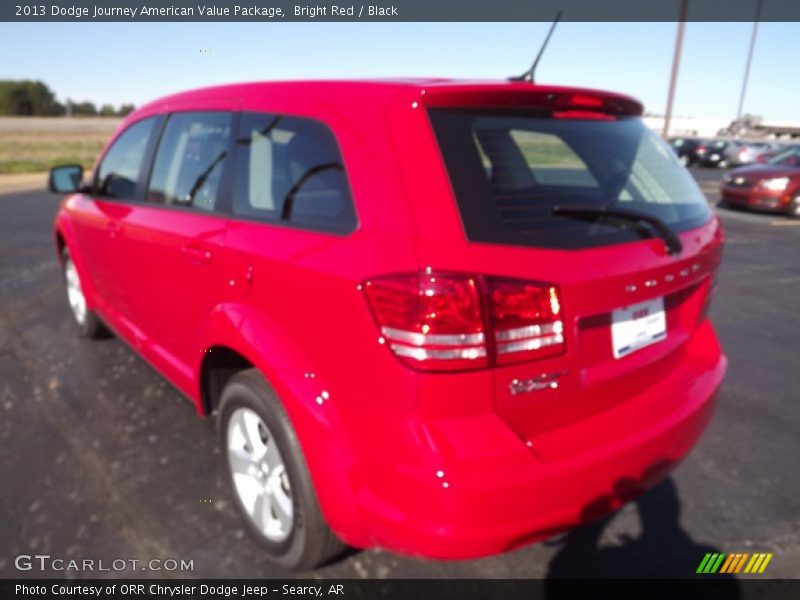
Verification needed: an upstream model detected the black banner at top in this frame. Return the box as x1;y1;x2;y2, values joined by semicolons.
3;0;800;22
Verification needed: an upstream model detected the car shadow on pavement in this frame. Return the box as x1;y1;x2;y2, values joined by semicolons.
543;476;739;597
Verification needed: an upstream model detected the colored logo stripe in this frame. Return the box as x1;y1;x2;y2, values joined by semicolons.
697;552;773;574
719;553;736;573
744;553;774;574
697;553;726;573
719;553;749;573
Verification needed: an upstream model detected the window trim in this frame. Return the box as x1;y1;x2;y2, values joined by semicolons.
91;115;165;202
228;110;359;236
142;109;237;217
87;109;360;237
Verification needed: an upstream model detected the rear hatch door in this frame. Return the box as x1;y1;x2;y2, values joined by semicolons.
418;91;723;440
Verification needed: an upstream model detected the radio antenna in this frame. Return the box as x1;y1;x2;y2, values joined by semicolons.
509;11;563;84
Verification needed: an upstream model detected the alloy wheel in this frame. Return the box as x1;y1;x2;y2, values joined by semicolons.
226;407;294;542
64;258;87;326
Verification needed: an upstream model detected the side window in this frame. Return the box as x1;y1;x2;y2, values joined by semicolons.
147;111;233;212
233;112;357;233
94;117;156;200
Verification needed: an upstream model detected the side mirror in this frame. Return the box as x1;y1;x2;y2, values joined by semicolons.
48;165;84;194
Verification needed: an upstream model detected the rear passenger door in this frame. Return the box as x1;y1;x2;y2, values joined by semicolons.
119;110;235;393
222;111;357;365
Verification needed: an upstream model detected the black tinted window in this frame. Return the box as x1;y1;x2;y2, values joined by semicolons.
147;112;232;212
429;109;712;250
233;112;356;233
94;117;156;199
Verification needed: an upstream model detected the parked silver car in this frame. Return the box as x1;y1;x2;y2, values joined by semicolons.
724;140;778;166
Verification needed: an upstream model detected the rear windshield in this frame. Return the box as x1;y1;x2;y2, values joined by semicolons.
428;109;712;250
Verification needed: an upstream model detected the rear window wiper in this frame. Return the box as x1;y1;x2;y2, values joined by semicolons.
551;205;683;256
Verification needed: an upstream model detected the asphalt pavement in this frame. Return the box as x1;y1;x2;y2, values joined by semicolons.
0;168;798;579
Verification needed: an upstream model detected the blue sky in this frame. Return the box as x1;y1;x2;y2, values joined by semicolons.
1;21;797;122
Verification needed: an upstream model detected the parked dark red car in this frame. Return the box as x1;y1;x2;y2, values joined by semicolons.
721;145;800;217
49;79;726;569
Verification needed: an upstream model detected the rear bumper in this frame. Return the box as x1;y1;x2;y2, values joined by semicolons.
357;321;726;559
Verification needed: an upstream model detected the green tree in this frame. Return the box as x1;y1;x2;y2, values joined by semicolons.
72;101;98;116
0;80;62;115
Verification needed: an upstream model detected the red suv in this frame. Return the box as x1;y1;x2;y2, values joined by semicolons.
49;80;726;570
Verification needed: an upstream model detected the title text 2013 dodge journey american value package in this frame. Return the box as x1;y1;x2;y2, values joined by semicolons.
49;80;727;569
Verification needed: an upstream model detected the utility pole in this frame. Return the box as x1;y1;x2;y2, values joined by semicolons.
663;0;689;138
736;0;763;127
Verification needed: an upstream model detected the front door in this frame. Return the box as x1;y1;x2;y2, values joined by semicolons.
119;110;235;392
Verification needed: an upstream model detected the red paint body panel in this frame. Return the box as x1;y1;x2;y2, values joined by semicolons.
55;79;726;558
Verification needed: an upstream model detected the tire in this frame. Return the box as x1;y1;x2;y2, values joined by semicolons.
219;369;344;570
678;154;690;167
788;193;800;219
61;249;107;339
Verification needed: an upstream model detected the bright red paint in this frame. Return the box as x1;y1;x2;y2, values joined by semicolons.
54;79;726;559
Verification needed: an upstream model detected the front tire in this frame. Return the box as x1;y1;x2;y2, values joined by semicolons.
62;249;107;339
788;193;800;219
219;369;344;570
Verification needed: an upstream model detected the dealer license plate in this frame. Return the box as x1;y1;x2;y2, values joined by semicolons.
611;297;667;359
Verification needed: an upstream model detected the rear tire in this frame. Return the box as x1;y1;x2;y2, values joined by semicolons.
61;249;107;339
219;369;345;570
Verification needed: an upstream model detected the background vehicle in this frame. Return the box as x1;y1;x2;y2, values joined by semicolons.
49;80;726;570
695;139;730;168
668;137;705;166
723;140;774;166
669;139;731;169
721;145;800;217
756;142;798;164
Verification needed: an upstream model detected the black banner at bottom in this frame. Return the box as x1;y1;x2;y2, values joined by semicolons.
2;579;799;600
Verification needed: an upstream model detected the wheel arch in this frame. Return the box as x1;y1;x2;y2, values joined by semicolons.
194;304;369;547
54;217;99;308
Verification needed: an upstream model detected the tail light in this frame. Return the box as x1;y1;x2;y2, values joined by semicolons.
488;279;564;365
548;93;642;117
362;272;564;372
362;273;488;371
552;109;615;121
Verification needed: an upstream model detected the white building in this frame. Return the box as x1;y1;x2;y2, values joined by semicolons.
642;115;731;138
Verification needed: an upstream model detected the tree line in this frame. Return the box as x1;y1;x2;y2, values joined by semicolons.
0;80;134;117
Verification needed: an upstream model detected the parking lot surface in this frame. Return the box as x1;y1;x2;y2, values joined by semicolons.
0;168;798;579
